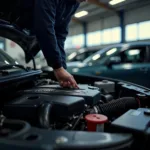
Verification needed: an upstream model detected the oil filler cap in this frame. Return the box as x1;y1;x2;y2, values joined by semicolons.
85;114;108;132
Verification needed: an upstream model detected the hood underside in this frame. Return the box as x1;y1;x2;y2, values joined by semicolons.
0;19;40;63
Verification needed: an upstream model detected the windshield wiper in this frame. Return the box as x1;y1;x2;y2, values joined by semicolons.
0;64;28;71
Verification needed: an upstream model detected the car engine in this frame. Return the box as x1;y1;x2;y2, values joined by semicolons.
0;70;150;150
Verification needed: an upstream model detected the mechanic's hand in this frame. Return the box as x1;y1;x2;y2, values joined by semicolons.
54;67;79;88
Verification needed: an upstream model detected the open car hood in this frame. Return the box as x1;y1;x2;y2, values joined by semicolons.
0;19;41;63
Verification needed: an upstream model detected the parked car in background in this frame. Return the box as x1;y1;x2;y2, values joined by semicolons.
68;42;150;88
67;48;99;62
66;48;99;68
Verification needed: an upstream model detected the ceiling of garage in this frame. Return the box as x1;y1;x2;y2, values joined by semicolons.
71;0;150;25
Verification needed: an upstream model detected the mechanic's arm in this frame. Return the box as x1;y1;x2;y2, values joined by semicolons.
56;36;67;70
34;0;78;88
55;2;80;70
56;31;77;88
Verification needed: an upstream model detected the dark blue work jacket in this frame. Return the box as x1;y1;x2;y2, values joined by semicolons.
18;0;80;69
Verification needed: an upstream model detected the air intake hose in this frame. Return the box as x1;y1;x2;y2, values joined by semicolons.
38;103;52;129
92;97;140;118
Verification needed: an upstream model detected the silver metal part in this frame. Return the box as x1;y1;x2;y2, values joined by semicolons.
93;106;99;114
56;136;68;144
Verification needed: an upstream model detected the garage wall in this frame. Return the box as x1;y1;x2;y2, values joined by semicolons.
69;15;120;35
87;20;102;32
68;24;83;36
125;5;150;25
68;4;150;36
102;15;120;30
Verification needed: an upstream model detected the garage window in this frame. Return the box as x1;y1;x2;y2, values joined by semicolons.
111;27;121;43
120;47;147;63
126;23;138;41
139;21;150;40
65;37;73;49
87;31;101;47
102;29;112;44
72;34;84;49
102;27;121;44
125;20;150;41
65;34;84;49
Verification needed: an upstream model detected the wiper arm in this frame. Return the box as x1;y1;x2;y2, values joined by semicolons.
0;64;28;71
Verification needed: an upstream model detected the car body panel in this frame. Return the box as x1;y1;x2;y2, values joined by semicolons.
69;43;150;68
71;63;150;88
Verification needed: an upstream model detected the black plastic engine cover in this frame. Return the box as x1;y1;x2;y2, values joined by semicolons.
24;84;101;106
3;94;85;124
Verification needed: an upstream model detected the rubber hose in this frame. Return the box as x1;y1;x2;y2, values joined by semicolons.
38;103;52;129
0;119;31;139
98;97;139;118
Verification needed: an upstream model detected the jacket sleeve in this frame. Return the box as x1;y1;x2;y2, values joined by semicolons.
55;25;69;69
34;0;62;69
55;3;80;69
57;38;67;69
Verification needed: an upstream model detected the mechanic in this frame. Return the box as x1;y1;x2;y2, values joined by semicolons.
16;0;87;88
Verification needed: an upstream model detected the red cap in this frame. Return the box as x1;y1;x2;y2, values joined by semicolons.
85;114;108;131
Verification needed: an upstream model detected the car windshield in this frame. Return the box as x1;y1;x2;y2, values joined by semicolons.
83;46;122;66
67;50;98;62
0;49;18;66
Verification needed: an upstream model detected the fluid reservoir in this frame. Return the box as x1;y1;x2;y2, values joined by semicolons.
94;80;115;93
85;114;108;132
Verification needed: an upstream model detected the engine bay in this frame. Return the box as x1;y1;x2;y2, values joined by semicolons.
0;71;150;150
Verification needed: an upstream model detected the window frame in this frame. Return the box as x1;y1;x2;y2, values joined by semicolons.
115;45;149;64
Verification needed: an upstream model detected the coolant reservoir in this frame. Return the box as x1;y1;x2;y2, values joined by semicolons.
85;114;108;132
94;80;115;93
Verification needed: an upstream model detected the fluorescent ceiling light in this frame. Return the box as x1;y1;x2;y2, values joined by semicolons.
109;0;126;5
74;11;88;18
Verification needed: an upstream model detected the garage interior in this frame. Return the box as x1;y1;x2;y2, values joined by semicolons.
1;1;150;149
66;0;150;51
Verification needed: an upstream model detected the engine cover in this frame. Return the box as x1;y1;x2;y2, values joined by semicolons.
3;94;85;125
23;84;101;106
